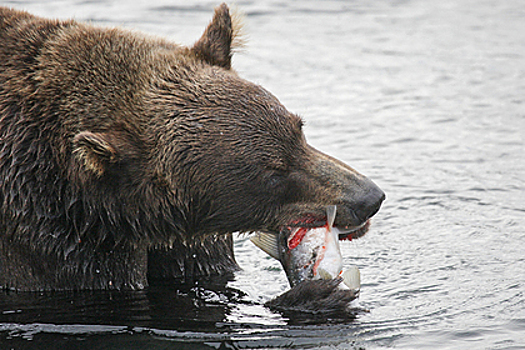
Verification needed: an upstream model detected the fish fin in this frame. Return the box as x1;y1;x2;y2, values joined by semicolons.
326;205;337;230
318;268;333;280
250;232;280;260
342;266;361;291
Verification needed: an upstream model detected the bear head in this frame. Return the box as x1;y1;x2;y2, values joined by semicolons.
70;4;385;244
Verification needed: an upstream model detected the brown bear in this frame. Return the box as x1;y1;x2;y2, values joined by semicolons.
0;4;384;295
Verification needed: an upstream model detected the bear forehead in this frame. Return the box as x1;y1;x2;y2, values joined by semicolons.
155;64;305;141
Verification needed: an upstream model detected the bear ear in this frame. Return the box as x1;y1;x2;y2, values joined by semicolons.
73;131;118;177
191;3;243;69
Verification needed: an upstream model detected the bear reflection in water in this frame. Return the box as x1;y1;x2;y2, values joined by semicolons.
0;274;356;328
0;3;384;316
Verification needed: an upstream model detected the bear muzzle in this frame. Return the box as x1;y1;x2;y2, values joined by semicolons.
334;178;385;228
298;146;385;239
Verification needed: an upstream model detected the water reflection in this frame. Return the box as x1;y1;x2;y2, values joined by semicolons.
0;275;242;329
0;0;524;349
1;278;367;349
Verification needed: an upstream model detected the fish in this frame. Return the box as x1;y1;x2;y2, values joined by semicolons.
251;205;361;293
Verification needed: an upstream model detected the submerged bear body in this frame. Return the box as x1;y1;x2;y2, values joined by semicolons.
0;5;384;291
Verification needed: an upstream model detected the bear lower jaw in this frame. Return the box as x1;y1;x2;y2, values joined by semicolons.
273;217;371;242
337;219;371;241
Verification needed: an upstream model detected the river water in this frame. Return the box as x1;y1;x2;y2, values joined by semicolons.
1;0;524;349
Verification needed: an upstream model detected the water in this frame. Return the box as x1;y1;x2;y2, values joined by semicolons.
1;0;524;349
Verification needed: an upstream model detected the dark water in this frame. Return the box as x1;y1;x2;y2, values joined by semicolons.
1;0;524;349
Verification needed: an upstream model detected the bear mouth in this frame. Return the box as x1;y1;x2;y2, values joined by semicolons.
282;206;370;242
335;220;370;241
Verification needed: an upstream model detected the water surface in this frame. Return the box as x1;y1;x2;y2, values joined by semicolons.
1;0;524;349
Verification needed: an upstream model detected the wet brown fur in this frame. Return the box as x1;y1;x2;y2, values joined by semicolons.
0;4;383;291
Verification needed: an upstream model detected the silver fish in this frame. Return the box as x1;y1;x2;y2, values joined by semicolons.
251;206;360;292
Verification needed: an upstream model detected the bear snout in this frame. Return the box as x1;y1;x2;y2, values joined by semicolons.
353;183;385;223
306;146;385;229
336;180;385;228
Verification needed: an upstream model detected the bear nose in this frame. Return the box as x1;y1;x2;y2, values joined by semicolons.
352;185;385;224
338;180;385;227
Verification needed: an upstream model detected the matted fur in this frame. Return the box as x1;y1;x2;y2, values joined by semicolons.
0;4;383;291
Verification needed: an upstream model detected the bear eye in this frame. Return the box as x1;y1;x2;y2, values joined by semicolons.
267;171;286;189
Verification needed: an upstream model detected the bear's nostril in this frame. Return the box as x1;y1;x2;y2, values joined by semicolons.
353;187;385;224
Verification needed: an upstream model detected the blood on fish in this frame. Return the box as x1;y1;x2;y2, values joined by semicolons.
287;227;309;249
287;221;331;250
312;248;325;275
